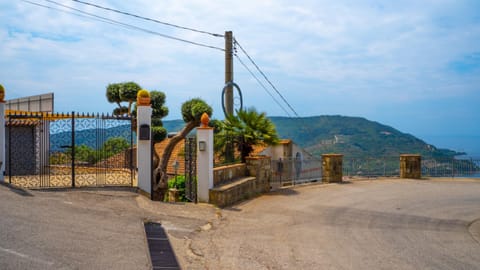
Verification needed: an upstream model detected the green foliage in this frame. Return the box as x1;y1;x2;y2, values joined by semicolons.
102;137;130;155
181;98;212;123
0;84;5;92
215;107;279;162
119;82;141;101
167;175;188;202
105;82;168;145
150;91;169;119
269;115;463;160
50;137;130;165
152;126;167;142
106;83;121;104
113;106;128;116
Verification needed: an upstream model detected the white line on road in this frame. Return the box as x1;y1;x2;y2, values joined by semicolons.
0;246;55;266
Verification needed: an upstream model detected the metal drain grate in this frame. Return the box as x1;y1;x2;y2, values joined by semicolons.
144;222;180;270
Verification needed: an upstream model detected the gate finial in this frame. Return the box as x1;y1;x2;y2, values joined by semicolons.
200;112;209;127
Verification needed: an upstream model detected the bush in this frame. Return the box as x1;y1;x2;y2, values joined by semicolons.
167;175;187;202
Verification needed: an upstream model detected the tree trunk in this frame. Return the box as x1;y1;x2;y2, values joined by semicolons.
152;121;197;200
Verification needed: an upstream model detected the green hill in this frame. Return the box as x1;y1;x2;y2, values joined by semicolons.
269;115;460;159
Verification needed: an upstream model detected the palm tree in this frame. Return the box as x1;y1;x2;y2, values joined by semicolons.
216;108;279;163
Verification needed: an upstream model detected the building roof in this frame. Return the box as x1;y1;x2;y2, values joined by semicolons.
5;118;40;127
154;138;187;175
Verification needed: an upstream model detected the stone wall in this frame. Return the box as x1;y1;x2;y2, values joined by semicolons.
245;156;271;193
213;163;247;187
209;156;272;207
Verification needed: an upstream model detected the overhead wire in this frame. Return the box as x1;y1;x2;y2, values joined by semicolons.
22;0;225;51
234;38;300;117
22;0;299;118
69;0;224;38
21;0;142;30
234;53;292;117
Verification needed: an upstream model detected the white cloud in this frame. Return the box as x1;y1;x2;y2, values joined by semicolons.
0;0;479;138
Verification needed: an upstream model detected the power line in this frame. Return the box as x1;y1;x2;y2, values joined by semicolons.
234;53;292;117
69;0;224;38
21;0;141;30
23;0;225;51
233;38;300;117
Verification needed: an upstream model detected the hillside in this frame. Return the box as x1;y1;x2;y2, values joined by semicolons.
269;115;460;159
50;115;461;160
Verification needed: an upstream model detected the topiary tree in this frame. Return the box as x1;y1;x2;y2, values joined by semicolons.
106;82;169;143
106;81;141;116
106;83;122;110
152;98;212;200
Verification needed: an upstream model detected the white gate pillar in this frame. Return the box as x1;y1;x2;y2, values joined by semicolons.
136;91;152;198
0;97;5;182
197;113;213;203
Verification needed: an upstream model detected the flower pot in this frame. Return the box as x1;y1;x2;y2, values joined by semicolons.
137;97;151;106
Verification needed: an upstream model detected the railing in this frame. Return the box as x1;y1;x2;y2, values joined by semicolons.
343;156;400;178
422;157;480;178
343;156;480;178
271;158;322;187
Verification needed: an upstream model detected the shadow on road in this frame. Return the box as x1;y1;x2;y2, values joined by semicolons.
0;181;33;197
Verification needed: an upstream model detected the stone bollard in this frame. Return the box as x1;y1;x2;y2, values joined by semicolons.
322;154;343;183
400;154;421;179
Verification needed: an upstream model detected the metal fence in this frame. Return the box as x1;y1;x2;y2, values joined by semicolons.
6;112;135;188
342;156;480;178
271;157;323;188
343;156;400;178
422;157;480;178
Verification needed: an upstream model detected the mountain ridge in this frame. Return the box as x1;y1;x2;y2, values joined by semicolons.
162;115;461;159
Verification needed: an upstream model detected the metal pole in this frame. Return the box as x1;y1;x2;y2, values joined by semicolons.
225;31;234;116
71;111;75;187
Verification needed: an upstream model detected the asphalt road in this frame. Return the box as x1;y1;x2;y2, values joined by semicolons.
1;179;479;270
184;179;480;269
0;184;217;270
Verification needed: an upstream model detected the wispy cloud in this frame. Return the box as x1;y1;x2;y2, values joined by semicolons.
1;0;479;138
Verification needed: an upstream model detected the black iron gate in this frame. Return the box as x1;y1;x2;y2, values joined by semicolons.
184;137;197;203
6;112;135;188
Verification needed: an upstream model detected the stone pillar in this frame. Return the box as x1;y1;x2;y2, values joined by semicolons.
400;154;421;179
246;156;271;193
322;154;343;183
197;113;214;203
136;94;152;198
0;100;5;181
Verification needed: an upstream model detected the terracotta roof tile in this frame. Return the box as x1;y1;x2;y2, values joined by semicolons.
6;119;40;127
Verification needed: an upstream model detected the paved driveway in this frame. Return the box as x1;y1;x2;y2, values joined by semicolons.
1;179;479;269
0;184;217;270
184;179;480;269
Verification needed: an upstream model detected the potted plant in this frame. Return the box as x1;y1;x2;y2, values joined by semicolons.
137;89;151;106
0;84;5;102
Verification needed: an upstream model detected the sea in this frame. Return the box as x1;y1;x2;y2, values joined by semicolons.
419;135;480;178
419;135;480;159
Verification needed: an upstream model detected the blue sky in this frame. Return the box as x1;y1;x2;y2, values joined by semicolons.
1;0;479;154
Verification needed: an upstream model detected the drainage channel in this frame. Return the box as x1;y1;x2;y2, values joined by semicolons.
144;222;181;270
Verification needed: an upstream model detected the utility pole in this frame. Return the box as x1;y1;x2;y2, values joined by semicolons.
224;31;235;163
224;31;233;116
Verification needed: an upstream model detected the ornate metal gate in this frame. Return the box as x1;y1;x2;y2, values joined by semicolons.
6;112;135;188
184;137;197;203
